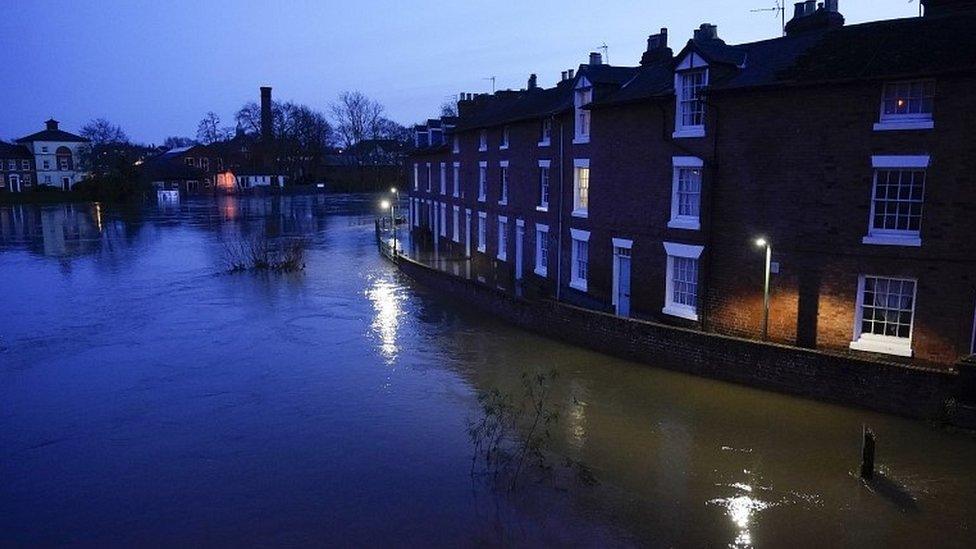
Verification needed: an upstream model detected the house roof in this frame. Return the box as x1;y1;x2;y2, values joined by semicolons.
0;142;33;159
140;155;207;182
16;126;89;144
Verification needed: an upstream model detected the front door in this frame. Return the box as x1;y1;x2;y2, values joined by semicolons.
62;177;70;191
9;175;20;193
515;221;524;280
615;247;632;317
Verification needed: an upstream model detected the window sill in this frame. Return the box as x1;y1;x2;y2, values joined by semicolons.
873;120;934;132
498;200;508;206
572;136;590;145
862;234;921;247
570;279;588;292
538;141;550;147
478;147;487;153
497;254;507;262
849;338;913;357
672;127;705;139
536;205;549;213
571;209;588;219
667;217;701;231
477;247;486;253
478;197;486;203
662;305;699;322
452;193;459;198
500;145;509;150
534;267;548;277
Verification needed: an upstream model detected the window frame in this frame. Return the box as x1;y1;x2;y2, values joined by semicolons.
498;161;509;205
573;78;593;144
668;156;703;231
572;159;590;218
413;164;419;191
500;126;510;150
440;202;447;237
874;79;935;131
477;161;487;202
452;205;460;242
849;275;918;357
426;163;432;192
535;223;550;277
479;130;488;152
537;160;551;212
662;241;704;321
862;155;929;247
452;135;460;154
673;54;709;139
570;228;590;292
439;163;447;195
497;216;508;261
477;212;487;252
452;162;460;198
539;119;552;147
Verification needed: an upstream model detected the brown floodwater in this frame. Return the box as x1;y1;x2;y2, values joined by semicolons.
1;195;974;547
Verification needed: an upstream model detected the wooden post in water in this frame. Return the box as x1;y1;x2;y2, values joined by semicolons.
860;425;876;480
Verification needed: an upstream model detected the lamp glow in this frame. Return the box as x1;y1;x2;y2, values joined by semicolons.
380;200;390;210
755;238;767;247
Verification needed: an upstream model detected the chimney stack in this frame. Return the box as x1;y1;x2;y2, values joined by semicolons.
589;52;603;65
567;68;575;80
640;28;672;66
260;86;273;142
785;0;844;35
528;73;538;90
693;23;719;42
921;0;976;17
45;119;59;131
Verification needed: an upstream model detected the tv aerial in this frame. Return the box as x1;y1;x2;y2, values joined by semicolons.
750;1;786;36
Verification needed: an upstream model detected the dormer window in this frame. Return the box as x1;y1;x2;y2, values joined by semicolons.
874;80;934;131
674;67;708;138
479;130;488;152
574;80;593;144
500;126;510;149
539;119;552;146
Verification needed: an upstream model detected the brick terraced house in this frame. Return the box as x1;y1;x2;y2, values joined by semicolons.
408;0;976;368
0;142;36;193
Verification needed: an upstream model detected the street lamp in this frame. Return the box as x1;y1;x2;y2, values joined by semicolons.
755;237;771;341
389;188;399;256
380;199;396;257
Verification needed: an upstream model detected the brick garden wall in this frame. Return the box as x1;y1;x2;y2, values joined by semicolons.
397;255;960;421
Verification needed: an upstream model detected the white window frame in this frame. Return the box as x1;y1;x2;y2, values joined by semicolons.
570;228;590;292
478;162;487;202
477;212;487;252
662;241;704;321
573;77;593;144
862;155;929;247
452;205;460;242
452;162;460;198
537;160;551;212
849;275;918;357
673;53;708;139
572;159;589;218
439;163;447;195
497;216;508;261
440;203;447;237
500;126;510;150
874;80;935;132
668;156;703;230
479;129;488;152
498;161;509;205
535;223;550;277
426;163;432;192
452;135;460;154
539;119;552;147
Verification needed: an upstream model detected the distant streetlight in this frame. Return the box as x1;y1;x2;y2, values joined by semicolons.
390;188;399;256
756;237;771;341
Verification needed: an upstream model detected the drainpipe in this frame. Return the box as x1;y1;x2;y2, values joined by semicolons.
555;114;565;302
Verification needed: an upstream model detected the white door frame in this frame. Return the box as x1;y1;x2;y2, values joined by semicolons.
612;238;634;316
9;174;20;193
515;219;525;280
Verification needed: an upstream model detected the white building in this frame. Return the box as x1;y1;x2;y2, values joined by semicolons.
16;119;90;190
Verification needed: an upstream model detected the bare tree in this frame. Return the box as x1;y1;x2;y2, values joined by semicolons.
196;112;229;144
163;136;196;149
80;118;129;147
375;118;410;142
440;101;458;117
331;91;385;149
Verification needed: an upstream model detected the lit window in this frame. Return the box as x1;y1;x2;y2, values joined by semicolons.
478;162;487;202
669;157;703;230
500;126;510;149
497;216;508;261
850;276;917;357
675;68;707;137
538;161;551;210
662;242;704;321
574;85;592;143
535;224;550;276
452;162;460;198
876;80;934;131
573;160;589;217
479;130;487;151
499;162;509;205
570;229;590;291
477;212;487;252
440;163;447;195
539;119;552;146
863;156;928;247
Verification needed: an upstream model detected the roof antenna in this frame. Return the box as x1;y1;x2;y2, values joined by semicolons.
750;0;786;36
483;76;496;93
596;42;609;64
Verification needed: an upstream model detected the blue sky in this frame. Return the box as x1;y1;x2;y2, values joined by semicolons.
1;1;919;144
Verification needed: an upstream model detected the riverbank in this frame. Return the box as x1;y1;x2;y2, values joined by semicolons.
391;252;976;427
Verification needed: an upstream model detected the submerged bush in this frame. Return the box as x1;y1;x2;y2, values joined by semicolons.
223;235;307;273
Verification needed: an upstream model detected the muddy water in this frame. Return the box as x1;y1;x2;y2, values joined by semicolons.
1;195;973;547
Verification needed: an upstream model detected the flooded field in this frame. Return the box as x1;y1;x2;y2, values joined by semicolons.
1;195;974;546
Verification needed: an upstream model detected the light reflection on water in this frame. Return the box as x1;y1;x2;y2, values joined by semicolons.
0;195;975;547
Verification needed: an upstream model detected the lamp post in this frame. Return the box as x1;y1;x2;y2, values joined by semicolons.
755;238;772;341
390;187;398;256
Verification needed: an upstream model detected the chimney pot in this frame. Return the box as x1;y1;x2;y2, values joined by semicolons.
45;119;59;131
693;23;719;42
825;0;838;11
567;69;575;80
589;52;603;65
528;73;538;90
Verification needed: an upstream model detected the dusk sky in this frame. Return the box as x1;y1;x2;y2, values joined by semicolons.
2;0;919;144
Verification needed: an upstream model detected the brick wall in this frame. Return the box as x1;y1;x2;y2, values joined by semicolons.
397;255;960;420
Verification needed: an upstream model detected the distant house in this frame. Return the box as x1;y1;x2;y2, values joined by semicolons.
16;119;89;190
0;142;36;193
215;168;285;192
141;144;223;194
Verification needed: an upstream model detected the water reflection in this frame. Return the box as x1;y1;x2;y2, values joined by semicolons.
366;276;404;363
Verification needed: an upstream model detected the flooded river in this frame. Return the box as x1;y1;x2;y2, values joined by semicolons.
1;195;974;546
